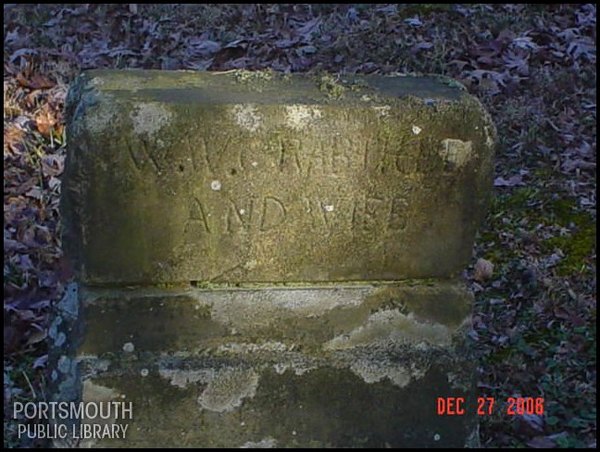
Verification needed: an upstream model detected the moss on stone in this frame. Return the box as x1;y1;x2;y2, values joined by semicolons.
230;69;275;92
434;75;467;91
317;74;346;99
155;282;190;289
191;281;218;290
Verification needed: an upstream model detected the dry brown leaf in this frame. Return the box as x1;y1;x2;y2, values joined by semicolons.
35;107;57;137
4;125;25;154
16;72;55;90
25;328;47;346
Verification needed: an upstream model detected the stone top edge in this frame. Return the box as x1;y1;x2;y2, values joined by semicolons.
78;279;467;295
74;69;469;104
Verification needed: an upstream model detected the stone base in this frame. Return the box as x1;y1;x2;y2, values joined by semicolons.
49;281;478;447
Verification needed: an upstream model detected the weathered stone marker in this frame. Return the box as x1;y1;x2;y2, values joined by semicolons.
51;69;494;447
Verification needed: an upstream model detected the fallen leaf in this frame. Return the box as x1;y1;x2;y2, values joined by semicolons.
187;38;221;57
526;436;556;448
295;17;322;41
4;324;20;355
25;328;47;346
25;187;43;200
520;413;545;433
494;175;524;187
33;354;48;369
404;16;423;27
16;72;55;89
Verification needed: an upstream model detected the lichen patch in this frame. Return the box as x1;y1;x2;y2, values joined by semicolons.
350;359;413;387
232;104;262;132
89;77;105;87
55;332;66;347
372;105;391;117
122;342;135;353
285;105;322;130
323;309;452;350
197;368;259;412
158;368;212;389
216;341;288;354
207;288;367;332
439;139;473;168
484;125;495;148
82;380;120;402
130;102;173;138
241;437;277;448
85;100;116;134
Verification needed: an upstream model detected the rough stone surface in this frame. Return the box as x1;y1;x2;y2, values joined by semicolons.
52;70;495;448
50;282;478;448
78;282;471;355
62;69;495;285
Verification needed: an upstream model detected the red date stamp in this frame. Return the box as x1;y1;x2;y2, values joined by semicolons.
437;397;545;416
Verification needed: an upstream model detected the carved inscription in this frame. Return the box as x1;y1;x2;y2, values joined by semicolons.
183;195;411;238
183;197;211;239
389;197;409;230
260;197;286;231
225;199;253;233
125;136;162;172
131;132;424;179
170;128;424;243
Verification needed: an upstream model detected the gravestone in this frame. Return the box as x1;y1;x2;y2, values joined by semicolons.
50;69;495;447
